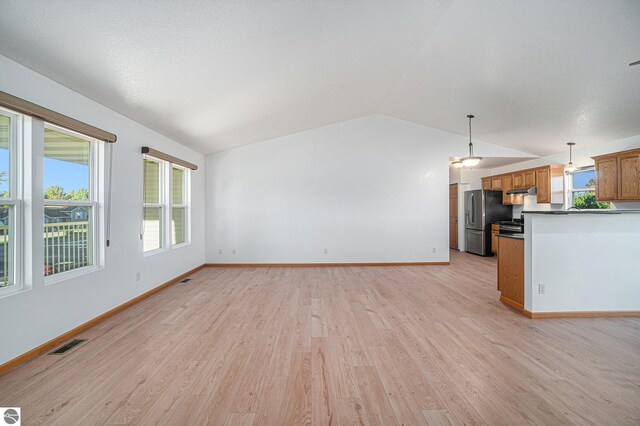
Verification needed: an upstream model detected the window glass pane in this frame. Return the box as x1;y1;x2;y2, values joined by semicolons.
571;191;610;210
172;167;184;204
0;205;13;287
44;205;93;276
0;114;11;198
572;170;595;189
144;159;161;204
172;207;186;245
144;207;163;251
44;127;90;200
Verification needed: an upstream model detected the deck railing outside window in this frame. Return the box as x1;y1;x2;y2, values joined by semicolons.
44;221;90;276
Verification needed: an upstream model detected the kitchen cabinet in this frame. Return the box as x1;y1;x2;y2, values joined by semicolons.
491;224;499;254
512;172;524;189
501;174;522;205
594;158;617;201
491;177;502;191
592;148;640;202
535;165;564;204
497;235;524;311
524;170;536;187
481;165;563;205
481;177;491;190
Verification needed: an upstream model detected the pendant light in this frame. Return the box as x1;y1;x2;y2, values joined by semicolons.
451;160;464;168
461;114;482;167
565;142;577;173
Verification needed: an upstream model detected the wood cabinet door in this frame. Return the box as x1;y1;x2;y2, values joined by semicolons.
491;177;502;190
497;237;524;306
536;168;550;203
482;178;491;190
449;184;458;249
524;170;536;187
501;175;513;205
512;173;524;188
595;158;618;201
617;153;640;200
491;224;499;254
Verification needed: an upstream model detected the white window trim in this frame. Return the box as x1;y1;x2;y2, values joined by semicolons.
171;164;190;248
43;123;102;285
143;155;191;255
0;107;23;298
143;155;167;256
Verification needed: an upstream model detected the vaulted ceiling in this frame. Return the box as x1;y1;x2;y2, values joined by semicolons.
1;0;639;155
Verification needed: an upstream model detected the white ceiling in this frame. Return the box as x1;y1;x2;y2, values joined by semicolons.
1;0;639;156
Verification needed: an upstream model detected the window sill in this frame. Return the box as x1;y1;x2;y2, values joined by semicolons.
45;264;103;286
171;241;191;250
0;286;31;300
143;246;168;257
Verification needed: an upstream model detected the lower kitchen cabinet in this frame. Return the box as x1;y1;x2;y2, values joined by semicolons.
497;235;524;311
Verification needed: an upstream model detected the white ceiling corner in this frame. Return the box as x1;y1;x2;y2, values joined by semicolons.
0;0;638;156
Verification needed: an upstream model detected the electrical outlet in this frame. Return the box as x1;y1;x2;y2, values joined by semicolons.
324;248;328;254
135;272;141;282
432;247;437;253
539;284;546;294
232;249;236;254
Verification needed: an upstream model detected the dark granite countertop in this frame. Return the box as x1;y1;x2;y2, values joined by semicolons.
523;210;640;215
497;233;524;240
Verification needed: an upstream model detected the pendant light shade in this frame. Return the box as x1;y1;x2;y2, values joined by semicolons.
451;160;464;168
460;114;482;168
565;142;577;173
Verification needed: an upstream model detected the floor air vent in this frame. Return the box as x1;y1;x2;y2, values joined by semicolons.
49;339;87;355
180;278;192;283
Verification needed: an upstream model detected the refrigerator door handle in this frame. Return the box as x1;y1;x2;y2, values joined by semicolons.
470;193;475;225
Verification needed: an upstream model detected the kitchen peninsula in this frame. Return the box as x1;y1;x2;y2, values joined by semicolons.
497;210;640;317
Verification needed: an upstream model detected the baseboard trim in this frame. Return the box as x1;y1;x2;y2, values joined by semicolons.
0;264;206;376
500;295;524;312
205;262;450;267
523;309;640;319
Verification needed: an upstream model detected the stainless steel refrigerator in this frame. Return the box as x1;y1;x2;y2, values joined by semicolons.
464;190;512;256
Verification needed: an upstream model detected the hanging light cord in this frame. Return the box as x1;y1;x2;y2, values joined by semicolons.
468;115;474;157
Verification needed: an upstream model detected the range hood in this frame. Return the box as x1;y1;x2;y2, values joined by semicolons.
506;186;537;195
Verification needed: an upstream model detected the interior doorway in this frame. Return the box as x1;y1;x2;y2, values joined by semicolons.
449;183;459;250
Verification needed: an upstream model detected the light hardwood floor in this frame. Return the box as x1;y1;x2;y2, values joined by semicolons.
1;251;639;425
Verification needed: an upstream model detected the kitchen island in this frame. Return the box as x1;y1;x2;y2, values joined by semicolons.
499;210;640;317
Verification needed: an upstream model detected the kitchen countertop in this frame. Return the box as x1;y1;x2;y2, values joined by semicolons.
497;233;524;240
523;210;640;215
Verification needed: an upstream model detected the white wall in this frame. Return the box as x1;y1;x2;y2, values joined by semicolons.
0;56;205;365
205;115;530;263
524;213;640;313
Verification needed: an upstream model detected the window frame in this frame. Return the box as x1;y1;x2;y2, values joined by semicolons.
142;155;190;255
170;164;190;248
0;107;23;297
566;166;610;209
142;155;166;255
43;123;101;284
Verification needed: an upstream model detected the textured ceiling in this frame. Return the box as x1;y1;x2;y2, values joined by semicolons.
1;0;639;155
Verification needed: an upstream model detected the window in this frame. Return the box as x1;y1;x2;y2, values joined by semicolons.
143;157;190;253
172;166;187;245
0;109;20;293
569;167;610;209
44;124;97;277
143;157;163;252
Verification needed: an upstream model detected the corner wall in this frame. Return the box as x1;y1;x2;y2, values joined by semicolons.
0;56;205;366
205;115;531;263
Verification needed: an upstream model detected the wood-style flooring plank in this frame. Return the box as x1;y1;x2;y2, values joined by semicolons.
1;250;639;425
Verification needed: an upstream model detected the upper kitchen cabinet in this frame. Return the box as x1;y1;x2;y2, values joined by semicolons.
535;165;564;204
592;148;640;202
